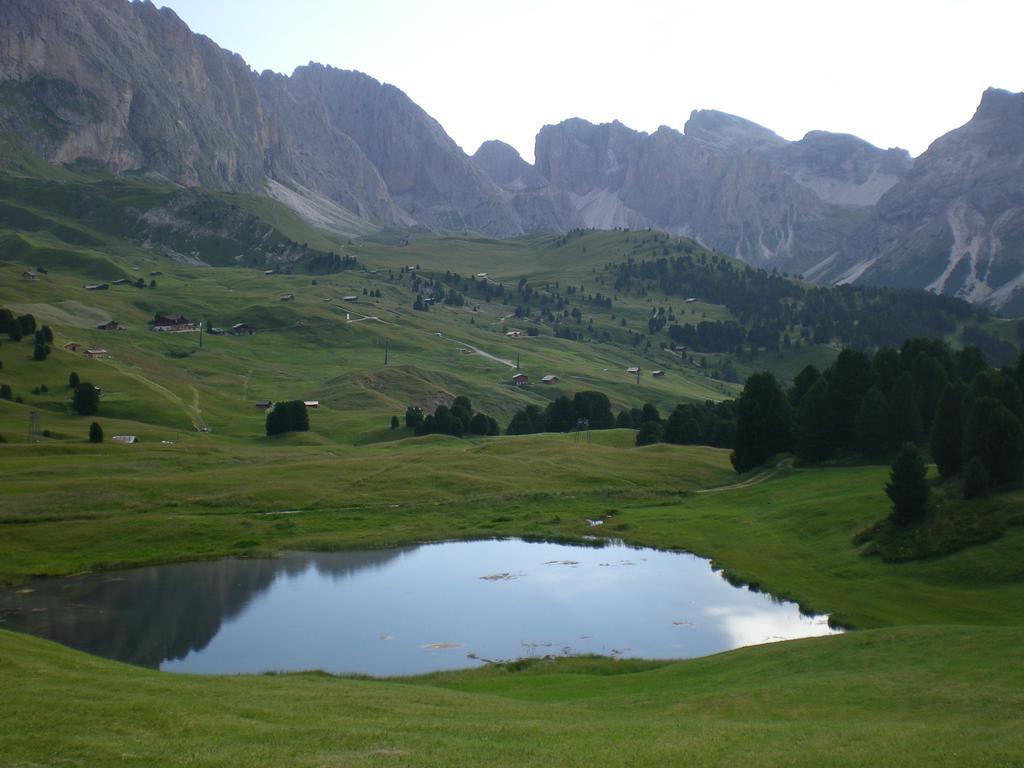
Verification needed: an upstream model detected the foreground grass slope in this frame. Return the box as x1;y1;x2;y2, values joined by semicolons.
2;625;1021;767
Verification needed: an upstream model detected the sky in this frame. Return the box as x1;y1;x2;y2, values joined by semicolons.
154;0;1024;161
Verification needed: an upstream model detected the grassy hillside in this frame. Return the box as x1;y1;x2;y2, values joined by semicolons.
1;625;1021;767
2;168;1023;767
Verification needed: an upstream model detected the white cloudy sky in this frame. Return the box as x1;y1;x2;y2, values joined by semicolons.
155;0;1023;161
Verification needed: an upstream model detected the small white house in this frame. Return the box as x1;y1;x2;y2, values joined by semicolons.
112;435;138;445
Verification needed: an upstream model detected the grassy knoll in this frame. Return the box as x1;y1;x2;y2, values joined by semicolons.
1;625;1021;766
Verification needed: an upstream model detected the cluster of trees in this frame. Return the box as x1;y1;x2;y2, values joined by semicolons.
609;248;978;351
506;391;614;435
302;252;359;274
405;396;499;438
729;339;1024;500
32;325;53;361
668;320;747;353
265;401;310;436
0;308;37;341
631;400;737;449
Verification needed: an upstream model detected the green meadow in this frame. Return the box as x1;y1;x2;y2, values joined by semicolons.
1;173;1023;766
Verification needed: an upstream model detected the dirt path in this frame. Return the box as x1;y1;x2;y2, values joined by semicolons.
696;458;793;494
436;333;516;369
104;359;200;428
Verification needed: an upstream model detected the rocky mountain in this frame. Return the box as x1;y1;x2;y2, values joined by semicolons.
471;139;581;233
820;88;1024;314
518;112;912;273
0;0;1022;309
0;0;523;237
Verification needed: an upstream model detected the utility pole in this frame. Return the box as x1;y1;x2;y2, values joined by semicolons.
199;320;204;349
516;352;520;371
384;338;389;366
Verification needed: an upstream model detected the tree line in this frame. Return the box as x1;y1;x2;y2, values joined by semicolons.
728;339;1024;499
609;247;979;352
405;396;500;438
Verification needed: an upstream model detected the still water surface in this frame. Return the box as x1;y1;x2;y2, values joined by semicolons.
0;539;838;676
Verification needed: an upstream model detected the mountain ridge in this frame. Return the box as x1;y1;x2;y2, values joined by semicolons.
1;0;1022;310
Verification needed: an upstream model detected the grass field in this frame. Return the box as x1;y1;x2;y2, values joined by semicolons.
2;623;1022;766
2;170;1024;766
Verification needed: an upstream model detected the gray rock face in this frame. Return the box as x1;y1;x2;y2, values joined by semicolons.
0;0;521;236
471;140;580;233
828;88;1024;311
524;113;910;271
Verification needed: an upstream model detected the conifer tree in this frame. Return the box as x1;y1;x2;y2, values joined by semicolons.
930;382;965;477
731;372;791;473
971;403;1024;486
795;378;833;462
886;443;929;525
856;386;889;457
887;371;922;446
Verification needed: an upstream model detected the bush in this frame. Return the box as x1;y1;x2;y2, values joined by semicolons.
390;415;400;429
89;421;103;443
1;383;13;400
963;456;989;500
68;371;80;388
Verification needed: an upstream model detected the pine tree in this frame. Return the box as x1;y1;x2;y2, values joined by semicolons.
856;386;889;457
731;372;791;473
826;349;876;448
390;415;400;429
72;382;99;416
930;382;965;477
886;443;930;525
972;403;1024;486
88;421;103;443
887;371;922;446
912;352;948;434
795;378;834;462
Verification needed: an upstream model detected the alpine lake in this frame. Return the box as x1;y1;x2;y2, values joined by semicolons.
0;539;838;676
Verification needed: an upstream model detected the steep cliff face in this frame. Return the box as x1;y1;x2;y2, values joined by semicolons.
471;140;579;233
0;0;270;188
527;112;909;271
269;65;521;236
0;0;521;236
836;89;1024;312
